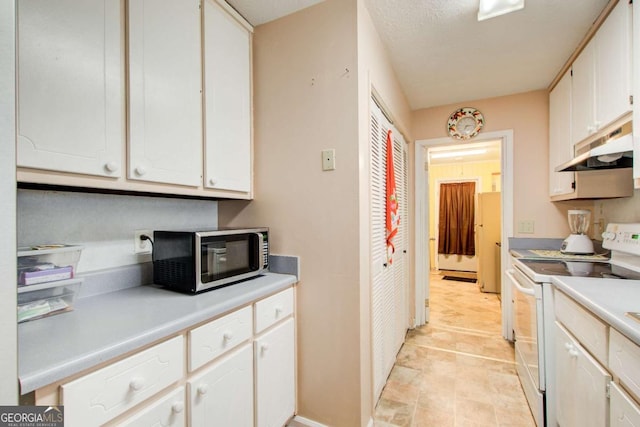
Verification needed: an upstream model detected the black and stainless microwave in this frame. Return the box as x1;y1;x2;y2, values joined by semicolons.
152;228;269;294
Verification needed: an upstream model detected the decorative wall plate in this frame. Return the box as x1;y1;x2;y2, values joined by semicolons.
447;107;485;140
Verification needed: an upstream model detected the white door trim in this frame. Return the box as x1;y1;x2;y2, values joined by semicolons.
414;130;514;341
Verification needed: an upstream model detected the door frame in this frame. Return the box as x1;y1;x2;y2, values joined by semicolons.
414;130;514;341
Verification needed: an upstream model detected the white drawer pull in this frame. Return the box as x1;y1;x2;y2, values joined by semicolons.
275;307;283;317
129;376;145;391
171;401;185;414
135;166;147;176
209;178;217;186
564;342;579;358
261;343;269;354
223;331;233;341
197;384;209;395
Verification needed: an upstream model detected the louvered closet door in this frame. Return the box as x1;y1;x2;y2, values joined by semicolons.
370;98;409;402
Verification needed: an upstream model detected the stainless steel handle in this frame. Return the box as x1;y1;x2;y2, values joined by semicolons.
256;232;265;269
505;269;535;296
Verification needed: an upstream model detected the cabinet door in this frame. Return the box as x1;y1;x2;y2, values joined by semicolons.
555;321;611;427
189;344;253;427
17;0;124;177
115;386;186;427
549;70;575;197
611;382;640;427
571;41;596;144
203;0;252;193
128;0;202;187
255;318;295;427
595;0;632;128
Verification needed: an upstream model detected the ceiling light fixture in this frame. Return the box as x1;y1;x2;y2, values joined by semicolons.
477;0;525;21
430;149;487;159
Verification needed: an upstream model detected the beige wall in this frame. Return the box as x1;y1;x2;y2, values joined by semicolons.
412;90;588;238
219;0;412;425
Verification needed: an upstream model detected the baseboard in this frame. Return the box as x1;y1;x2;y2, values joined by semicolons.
289;416;329;427
289;415;373;427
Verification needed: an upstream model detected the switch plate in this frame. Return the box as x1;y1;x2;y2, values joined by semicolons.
322;149;335;171
134;230;153;254
518;220;535;234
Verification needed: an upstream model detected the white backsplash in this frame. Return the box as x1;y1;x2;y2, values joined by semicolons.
17;189;218;272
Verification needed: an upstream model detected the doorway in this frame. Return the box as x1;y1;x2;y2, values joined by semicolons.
414;131;514;341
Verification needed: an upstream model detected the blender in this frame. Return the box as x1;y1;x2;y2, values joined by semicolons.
561;209;595;254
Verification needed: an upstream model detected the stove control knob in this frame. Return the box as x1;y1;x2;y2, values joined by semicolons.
602;231;616;241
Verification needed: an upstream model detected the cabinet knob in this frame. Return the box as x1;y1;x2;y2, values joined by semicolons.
594;121;601;130
275;307;283;317
104;162;119;173
209;178;217;186
171;401;185;413
129;376;145;391
223;331;233;341
135;166;147;176
197;384;209;395
260;343;269;354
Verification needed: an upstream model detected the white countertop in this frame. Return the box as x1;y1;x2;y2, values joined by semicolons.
18;272;297;394
552;276;640;347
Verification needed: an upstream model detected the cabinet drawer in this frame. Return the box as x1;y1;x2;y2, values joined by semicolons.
189;305;252;371
61;336;184;427
113;386;186;427
555;290;608;364
610;329;640;402
610;382;640;427
255;287;294;333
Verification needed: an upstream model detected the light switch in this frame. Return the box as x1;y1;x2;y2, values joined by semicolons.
322;149;336;171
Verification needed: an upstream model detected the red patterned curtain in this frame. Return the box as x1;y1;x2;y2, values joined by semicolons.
438;182;476;256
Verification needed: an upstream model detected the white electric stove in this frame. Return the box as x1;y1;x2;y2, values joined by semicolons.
508;223;640;426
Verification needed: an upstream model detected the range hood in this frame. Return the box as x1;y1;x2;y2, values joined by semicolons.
556;121;633;172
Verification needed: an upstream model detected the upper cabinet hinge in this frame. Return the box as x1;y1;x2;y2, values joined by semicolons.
424;162;429;171
630;95;634;105
606;383;611;399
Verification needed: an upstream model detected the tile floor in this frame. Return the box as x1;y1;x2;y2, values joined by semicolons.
373;272;535;427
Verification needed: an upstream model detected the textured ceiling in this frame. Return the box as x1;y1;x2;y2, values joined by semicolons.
226;0;611;110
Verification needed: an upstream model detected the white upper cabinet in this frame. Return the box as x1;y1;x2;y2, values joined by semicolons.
203;0;253;193
595;0;632;128
128;0;203;187
17;0;124;177
570;40;596;145
549;70;575;197
571;0;632;145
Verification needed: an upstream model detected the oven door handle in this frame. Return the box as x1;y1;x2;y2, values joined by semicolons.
506;269;535;296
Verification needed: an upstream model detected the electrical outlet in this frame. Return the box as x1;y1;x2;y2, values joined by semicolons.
134;230;153;254
518;220;535;234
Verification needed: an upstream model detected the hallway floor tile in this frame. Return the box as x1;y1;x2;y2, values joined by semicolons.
373;273;535;427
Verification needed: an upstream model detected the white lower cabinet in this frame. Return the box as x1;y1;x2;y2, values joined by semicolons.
48;287;295;427
189;344;253;427
611;382;640;427
255;318;295;427
555;321;611;427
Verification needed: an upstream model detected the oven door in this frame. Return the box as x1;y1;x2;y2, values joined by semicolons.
507;268;545;426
